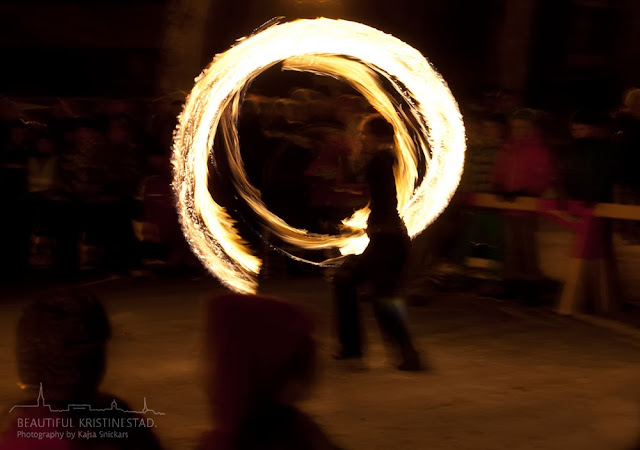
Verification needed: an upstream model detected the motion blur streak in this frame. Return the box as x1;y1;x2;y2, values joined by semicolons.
172;18;465;293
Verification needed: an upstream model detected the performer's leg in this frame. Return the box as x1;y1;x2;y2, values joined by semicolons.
332;255;365;357
369;233;423;370
371;296;421;370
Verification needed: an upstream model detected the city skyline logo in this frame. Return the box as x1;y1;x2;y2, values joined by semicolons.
10;383;164;441
10;383;165;416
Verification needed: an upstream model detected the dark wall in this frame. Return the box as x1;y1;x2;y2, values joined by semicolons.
200;0;502;102
528;0;629;110
2;0;637;103
0;2;166;97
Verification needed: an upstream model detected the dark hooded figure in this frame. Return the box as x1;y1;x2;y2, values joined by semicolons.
562;108;614;204
199;293;343;450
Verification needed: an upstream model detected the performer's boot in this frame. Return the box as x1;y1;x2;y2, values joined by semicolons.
373;297;424;371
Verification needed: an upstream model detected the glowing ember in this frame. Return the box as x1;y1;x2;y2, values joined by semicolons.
172;18;466;293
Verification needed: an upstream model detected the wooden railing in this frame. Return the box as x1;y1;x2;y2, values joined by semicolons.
462;193;640;315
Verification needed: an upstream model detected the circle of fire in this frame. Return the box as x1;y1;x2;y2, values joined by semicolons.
172;18;466;294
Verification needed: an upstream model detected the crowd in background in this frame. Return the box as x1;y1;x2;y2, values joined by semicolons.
0;97;189;280
454;87;640;296
1;85;639;294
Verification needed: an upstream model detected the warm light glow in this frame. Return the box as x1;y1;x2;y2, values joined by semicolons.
173;18;466;293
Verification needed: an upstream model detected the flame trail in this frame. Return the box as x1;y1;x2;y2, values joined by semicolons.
172;18;466;293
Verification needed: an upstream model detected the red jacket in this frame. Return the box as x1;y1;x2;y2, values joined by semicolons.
492;136;554;196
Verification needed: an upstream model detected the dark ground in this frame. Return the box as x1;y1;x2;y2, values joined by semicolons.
1;272;639;450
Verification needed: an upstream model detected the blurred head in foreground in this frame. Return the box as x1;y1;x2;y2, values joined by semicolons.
16;289;111;403
201;293;340;450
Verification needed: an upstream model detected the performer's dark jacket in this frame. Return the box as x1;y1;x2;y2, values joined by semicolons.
365;149;407;237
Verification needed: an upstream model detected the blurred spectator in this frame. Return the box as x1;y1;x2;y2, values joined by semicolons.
562;108;621;311
402;111;498;294
462;113;507;193
267;99;307;137
104;115;145;199
302;94;370;233
59;119;108;202
482;88;524;118
291;88;332;123
135;153;199;275
0;120;33;278
0;289;163;449
26;129;60;270
613;88;640;195
53;116;145;276
491;109;555;302
259;134;314;278
455;112;507;284
304;126;360;233
261;116;313;229
99;115;146;275
561;108;615;204
27;131;59;200
492;109;555;198
147;97;185;159
238;95;269;191
55;119;108;275
612;88;640;243
199;293;342;450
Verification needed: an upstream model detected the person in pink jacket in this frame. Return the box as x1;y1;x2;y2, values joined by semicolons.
492;109;554;198
491;109;555;302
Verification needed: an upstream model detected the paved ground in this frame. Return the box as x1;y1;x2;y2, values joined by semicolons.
1;274;640;449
